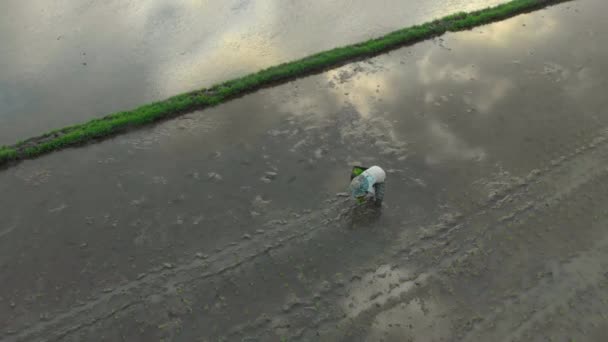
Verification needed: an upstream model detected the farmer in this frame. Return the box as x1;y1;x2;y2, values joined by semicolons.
349;165;386;207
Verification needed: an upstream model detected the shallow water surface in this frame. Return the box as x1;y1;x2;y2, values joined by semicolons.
2;1;608;341
0;0;509;144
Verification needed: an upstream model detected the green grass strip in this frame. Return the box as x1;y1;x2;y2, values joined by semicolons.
0;0;571;168
0;147;18;163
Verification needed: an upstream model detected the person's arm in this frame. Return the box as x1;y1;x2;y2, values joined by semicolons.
367;185;376;197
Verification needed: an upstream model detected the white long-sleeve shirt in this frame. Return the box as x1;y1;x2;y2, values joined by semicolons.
360;165;386;195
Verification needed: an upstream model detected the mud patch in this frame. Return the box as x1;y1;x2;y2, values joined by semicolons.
365;297;451;342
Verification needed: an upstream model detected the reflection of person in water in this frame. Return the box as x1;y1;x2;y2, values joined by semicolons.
349;165;386;207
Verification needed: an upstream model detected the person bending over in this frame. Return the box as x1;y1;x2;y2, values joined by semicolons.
349;165;386;207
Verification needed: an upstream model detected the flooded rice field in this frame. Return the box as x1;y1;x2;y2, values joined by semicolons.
1;0;608;341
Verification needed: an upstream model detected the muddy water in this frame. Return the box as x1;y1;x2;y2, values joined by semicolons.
2;0;608;341
0;0;510;145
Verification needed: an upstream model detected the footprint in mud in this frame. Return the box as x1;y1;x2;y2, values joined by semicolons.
342;202;383;229
48;204;68;213
250;195;272;218
187;171;200;180
542;62;570;82
252;195;271;208
207;172;223;182
366;297;451;341
14;167;51;186
151;176;168;185
342;265;426;318
192;215;204;225
130;197;146;206
260;171;278;183
337;109;408;159
0;224;17;239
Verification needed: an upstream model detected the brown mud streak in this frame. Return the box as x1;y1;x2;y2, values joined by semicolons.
0;0;574;170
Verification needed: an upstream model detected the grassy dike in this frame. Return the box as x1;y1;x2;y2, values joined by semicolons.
0;0;571;167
